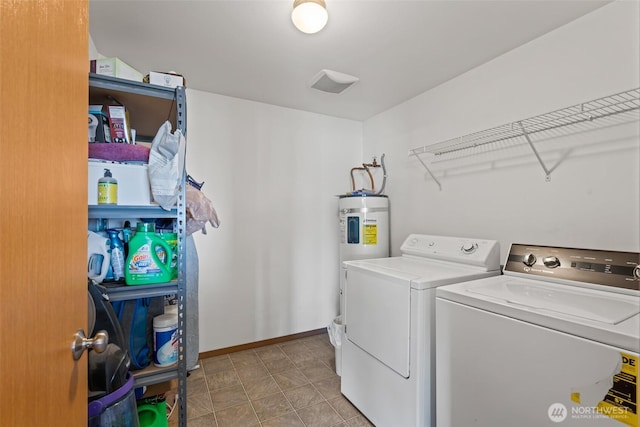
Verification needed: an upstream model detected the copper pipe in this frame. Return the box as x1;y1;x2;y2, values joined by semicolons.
350;167;374;192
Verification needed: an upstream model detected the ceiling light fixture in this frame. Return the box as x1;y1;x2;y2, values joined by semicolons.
292;0;328;34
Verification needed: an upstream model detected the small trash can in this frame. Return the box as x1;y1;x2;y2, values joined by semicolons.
327;316;345;376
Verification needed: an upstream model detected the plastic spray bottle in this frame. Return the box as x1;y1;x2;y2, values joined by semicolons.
106;229;125;281
98;168;117;204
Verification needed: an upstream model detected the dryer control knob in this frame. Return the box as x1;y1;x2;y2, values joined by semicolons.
461;242;478;254
633;265;640;280
523;253;537;267
543;256;561;268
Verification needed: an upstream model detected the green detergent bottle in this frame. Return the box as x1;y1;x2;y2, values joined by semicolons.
125;222;173;285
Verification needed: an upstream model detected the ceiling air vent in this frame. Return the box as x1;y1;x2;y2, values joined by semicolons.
309;69;359;94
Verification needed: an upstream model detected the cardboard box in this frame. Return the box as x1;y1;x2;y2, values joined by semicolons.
107;105;130;144
88;161;154;206
91;57;143;82
141;379;177;398
88;106;111;143
148;71;185;88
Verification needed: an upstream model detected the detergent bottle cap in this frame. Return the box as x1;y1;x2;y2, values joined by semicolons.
103;168;112;178
136;222;155;233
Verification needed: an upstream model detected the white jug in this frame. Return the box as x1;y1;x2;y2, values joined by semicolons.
88;230;110;283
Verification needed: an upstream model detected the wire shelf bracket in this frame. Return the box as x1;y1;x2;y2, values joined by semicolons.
408;88;640;188
411;151;442;190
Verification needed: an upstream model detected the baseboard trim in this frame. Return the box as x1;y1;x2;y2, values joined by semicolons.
198;328;326;359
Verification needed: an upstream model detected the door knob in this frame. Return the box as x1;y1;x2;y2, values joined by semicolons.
71;329;108;360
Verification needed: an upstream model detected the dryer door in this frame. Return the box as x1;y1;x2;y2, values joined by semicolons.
345;267;412;378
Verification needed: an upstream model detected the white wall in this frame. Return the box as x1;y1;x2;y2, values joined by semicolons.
364;0;640;259
186;90;362;351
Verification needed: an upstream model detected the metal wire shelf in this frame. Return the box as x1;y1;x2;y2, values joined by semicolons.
408;88;640;189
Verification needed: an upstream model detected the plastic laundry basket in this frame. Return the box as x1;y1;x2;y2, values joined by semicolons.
88;372;139;427
327;316;345;376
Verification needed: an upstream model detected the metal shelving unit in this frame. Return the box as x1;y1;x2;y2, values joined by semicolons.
409;88;640;189
89;73;188;426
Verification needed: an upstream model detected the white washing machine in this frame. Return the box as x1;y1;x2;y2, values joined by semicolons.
341;234;500;427
436;243;640;427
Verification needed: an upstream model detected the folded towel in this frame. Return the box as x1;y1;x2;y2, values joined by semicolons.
88;143;150;163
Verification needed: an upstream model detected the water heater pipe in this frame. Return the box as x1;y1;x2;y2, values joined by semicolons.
374;153;387;195
351;154;387;195
350;166;374;192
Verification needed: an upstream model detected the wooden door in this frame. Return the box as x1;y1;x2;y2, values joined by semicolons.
0;1;88;425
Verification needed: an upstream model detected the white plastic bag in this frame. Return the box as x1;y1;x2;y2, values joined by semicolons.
148;121;185;210
327;316;343;348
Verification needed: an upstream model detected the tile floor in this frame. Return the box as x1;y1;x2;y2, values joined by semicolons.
169;332;373;427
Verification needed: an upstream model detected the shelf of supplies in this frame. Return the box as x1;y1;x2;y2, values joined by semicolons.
98;282;179;302
88;73;189;426
89;73;183;140
89;73;177;99
88;204;177;219
408;88;640;187
132;364;179;388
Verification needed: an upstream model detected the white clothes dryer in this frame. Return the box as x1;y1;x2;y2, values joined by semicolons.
436;243;640;427
341;234;500;427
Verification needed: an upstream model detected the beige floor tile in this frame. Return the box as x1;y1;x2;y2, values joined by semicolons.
328;395;361;421
255;344;287;361
206;369;242;392
297;359;336;383
303;337;334;354
260;411;306;427
214;401;260;427
296;400;344;427
185;413;217;427
312;375;342;400
251;391;294;421
346;415;374;426
235;362;270;382
210;384;248;411
187;391;214;419
190;333;371;427
287;348;317;366
229;349;261;367
317;353;337;373
201;355;233;374
243;375;282;400
263;356;296;374
280;341;310;355
283;383;325;410
188;365;206;381
273;368;309;390
187;376;209;396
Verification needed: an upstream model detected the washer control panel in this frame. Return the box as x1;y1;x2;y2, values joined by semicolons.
505;244;640;291
400;234;500;271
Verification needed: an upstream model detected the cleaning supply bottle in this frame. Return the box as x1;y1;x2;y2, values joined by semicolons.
98;168;117;204
106;229;125;281
125;222;173;285
87;230;111;284
122;221;132;258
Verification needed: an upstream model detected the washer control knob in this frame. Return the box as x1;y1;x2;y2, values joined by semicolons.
634;265;640;280
461;242;478;254
523;253;537;267
543;256;561;268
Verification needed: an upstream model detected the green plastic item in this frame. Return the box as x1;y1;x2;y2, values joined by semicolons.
137;400;167;427
157;233;178;280
125;223;173;285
